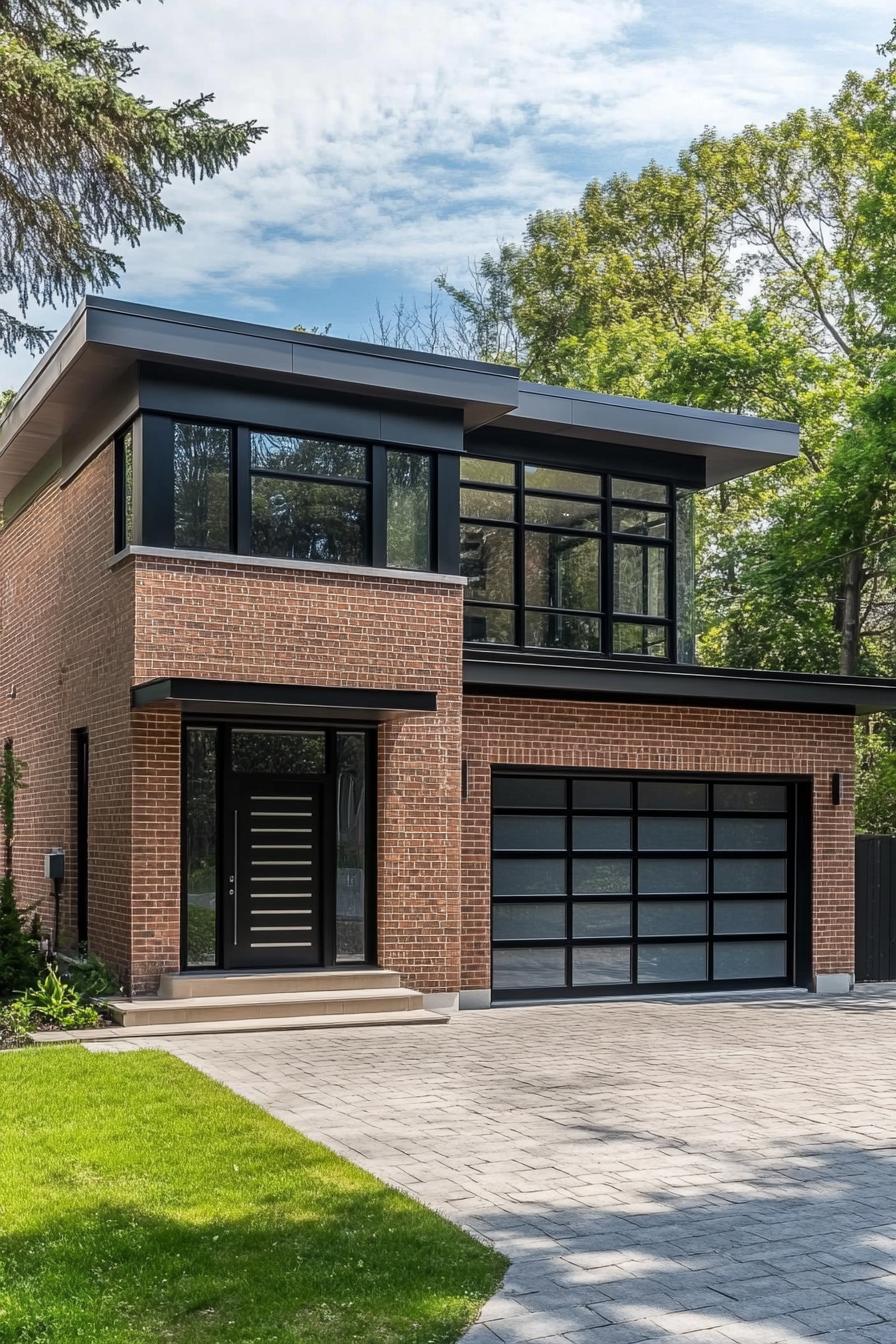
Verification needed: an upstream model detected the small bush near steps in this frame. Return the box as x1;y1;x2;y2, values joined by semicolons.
0;966;101;1045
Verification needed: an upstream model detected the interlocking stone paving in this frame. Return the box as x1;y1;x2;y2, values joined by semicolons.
89;986;896;1342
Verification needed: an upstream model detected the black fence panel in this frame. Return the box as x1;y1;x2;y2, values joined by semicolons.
856;835;896;981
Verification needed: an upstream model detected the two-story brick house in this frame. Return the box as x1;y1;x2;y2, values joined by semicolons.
2;297;894;1031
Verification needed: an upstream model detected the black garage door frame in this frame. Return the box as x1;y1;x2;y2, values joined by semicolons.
490;767;814;1001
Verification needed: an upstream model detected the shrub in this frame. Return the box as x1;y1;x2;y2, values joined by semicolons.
0;741;41;1001
64;950;121;998
4;966;101;1032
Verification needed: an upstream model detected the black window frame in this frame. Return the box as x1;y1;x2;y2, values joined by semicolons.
179;717;378;971
460;455;676;663
114;413;442;574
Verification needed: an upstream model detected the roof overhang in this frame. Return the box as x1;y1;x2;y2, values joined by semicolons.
464;651;896;715
490;382;800;486
131;678;437;721
0;296;520;503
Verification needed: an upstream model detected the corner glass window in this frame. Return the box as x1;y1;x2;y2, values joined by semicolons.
461;456;515;486
250;431;369;565
117;426;133;549
612;478;669;505
460;457;674;660
386;450;431;571
173;422;232;552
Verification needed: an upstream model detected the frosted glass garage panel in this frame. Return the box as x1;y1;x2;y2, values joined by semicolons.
638;900;707;937
493;859;566;896
638;780;706;811
493;776;565;809
638;942;707;983
492;902;566;941
714;818;787;851
714;783;787;812
493;947;566;989
493;815;566;851
572;779;632;810
573;858;631;895
573;816;631;851
714;858;787;893
714;899;788;935
573;902;631;938
573;946;631;986
638;858;707;894
713;940;788;979
638;817;707;851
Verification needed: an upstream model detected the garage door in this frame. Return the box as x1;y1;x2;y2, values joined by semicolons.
491;773;798;999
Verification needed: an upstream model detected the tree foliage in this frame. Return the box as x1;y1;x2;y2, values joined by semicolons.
0;0;264;354
371;27;896;827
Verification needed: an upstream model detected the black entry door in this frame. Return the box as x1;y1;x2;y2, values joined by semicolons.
229;776;323;968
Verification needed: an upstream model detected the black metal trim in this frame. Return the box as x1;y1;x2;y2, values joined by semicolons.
463;651;896;713
74;728;89;947
133;678;436;719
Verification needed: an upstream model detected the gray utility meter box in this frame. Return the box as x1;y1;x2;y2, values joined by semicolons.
43;850;64;881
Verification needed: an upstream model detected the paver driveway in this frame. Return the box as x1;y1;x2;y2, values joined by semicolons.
92;988;896;1343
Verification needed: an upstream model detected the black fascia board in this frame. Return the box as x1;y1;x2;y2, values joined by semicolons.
136;363;466;454
463;650;896;714
83;298;519;430
463;424;707;489
132;678;437;721
494;382;800;486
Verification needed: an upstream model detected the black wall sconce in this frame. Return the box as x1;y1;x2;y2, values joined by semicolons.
831;771;844;805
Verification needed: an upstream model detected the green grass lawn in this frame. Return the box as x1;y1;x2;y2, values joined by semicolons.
0;1047;505;1344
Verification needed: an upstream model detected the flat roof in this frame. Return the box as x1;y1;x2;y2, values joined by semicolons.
464;648;896;715
0;296;800;503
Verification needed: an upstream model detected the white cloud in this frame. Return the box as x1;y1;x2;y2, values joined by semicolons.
0;0;889;390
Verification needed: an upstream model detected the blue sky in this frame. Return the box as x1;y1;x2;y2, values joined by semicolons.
1;0;894;389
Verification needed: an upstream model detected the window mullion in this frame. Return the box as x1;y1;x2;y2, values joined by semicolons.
235;426;251;555
370;444;386;568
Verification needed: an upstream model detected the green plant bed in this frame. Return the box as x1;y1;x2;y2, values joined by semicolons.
0;1048;506;1344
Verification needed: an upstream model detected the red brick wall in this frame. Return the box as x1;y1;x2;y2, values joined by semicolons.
129;554;465;992
461;697;856;991
0;448;135;977
0;449;858;1000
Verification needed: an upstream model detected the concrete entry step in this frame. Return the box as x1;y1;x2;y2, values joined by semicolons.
106;986;425;1028
158;969;403;999
31;1008;448;1043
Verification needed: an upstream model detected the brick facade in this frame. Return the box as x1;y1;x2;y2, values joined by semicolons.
0;447;135;972
127;553;464;992
461;697;856;992
0;443;858;998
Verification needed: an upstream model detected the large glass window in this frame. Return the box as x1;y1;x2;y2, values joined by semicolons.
184;727;218;967
461;456;674;657
173;422;232;552
386;450;431;570
610;476;671;657
250;432;368;564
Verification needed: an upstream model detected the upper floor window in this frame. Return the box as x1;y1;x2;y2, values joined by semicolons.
460;457;673;659
250;432;369;565
116;415;436;573
174;421;232;552
114;425;134;551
